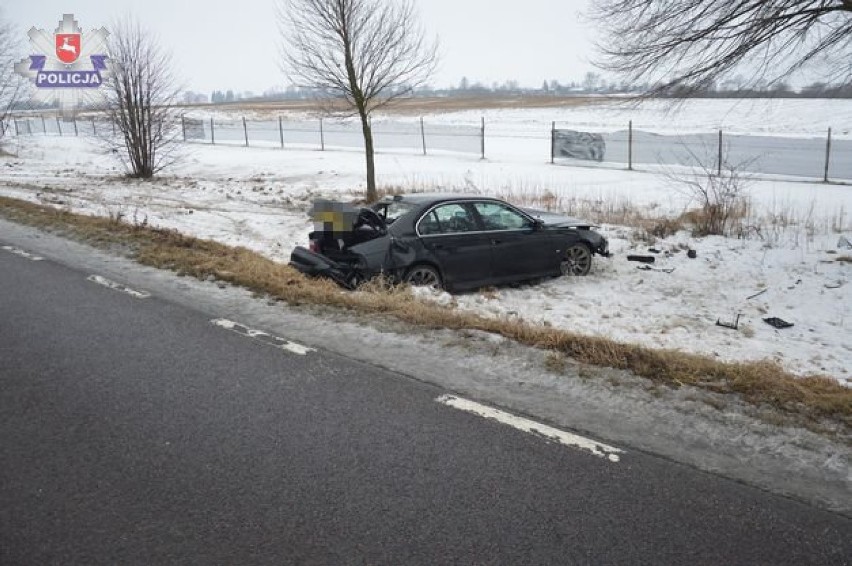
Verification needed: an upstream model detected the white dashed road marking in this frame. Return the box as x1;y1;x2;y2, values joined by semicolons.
2;245;44;261
211;319;316;356
87;275;151;299
436;394;624;462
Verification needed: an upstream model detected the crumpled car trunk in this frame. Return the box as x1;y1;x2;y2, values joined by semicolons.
290;201;391;289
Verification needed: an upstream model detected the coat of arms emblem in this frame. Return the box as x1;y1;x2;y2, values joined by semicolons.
55;33;81;64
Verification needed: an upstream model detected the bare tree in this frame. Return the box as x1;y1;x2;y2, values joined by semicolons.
589;0;852;96
0;11;24;146
103;17;181;178
278;0;438;202
662;142;756;237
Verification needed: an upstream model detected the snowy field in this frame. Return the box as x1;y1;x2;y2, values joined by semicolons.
401;97;852;138
183;97;852;138
1;99;851;385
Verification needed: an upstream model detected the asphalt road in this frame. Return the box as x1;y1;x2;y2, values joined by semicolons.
1;244;850;565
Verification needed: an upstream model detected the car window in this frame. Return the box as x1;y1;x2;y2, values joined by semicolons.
472;202;532;231
418;210;441;235
429;203;477;234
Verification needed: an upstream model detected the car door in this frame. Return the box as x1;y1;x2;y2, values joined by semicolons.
470;201;560;281
416;202;493;288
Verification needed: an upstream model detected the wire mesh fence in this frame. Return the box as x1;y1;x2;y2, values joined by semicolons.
552;122;850;181
4;113;850;182
179;116;483;156
7;115;112;137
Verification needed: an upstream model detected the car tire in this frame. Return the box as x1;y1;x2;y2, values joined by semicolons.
404;264;443;289
345;272;364;290
561;243;592;276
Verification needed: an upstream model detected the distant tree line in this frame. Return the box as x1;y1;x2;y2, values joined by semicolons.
205;76;852;103
658;81;852;99
11;77;852;114
11;76;852;114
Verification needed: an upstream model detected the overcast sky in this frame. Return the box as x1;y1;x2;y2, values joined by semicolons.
3;0;596;94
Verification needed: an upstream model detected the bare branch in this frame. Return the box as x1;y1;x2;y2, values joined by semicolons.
99;16;182;178
278;0;438;200
588;0;852;96
0;10;25;145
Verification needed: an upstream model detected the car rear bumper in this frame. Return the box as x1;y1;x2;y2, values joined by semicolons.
290;246;360;289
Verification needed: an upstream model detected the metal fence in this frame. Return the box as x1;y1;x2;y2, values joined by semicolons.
180;116;483;156
4;113;850;182
554;122;851;182
5;115;106;137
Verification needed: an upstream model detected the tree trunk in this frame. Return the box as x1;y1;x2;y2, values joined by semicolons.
359;112;377;202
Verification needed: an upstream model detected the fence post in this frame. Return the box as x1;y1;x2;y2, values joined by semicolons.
210;117;215;144
26;120;32;135
41;115;47;134
56;117;62;136
111;119;115;136
91;117;96;136
319;118;325;151
717;129;723;176
73;118;78;136
480;117;485;160
13;120;18;137
550;121;555;164
628;120;633;171
823;127;832;183
242;116;249;147
420;117;426;155
279;116;284;148
181;115;186;141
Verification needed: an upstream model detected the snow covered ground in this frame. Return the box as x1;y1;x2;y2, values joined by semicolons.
184;97;852;138
404;97;852;138
2;100;851;385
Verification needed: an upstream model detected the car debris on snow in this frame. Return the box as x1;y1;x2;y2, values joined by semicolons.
764;317;794;329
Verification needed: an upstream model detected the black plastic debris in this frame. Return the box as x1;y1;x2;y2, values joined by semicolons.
687;249;697;259
627;255;655;264
746;288;768;300
763;317;794;329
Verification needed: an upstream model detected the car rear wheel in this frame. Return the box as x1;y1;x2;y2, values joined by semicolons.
561;243;592;276
404;264;443;289
344;272;364;290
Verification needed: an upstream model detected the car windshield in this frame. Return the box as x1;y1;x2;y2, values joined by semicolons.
377;201;416;224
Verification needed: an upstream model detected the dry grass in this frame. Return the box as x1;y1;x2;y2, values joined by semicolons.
2;195;850;431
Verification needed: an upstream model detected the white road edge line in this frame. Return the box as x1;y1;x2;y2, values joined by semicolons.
211;319;316;356
2;245;44;261
87;275;151;299
436;394;624;462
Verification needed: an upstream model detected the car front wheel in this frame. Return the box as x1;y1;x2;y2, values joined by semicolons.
404;264;443;289
561;243;592;276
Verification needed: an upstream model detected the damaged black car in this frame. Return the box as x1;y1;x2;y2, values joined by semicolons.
290;194;610;291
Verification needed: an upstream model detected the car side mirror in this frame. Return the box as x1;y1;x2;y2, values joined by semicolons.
531;219;544;230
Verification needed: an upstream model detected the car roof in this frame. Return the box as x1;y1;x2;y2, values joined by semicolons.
382;193;503;205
